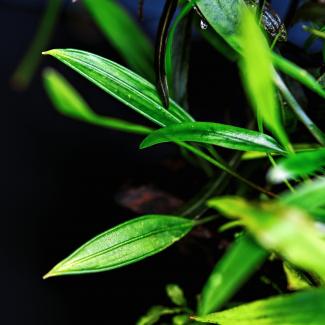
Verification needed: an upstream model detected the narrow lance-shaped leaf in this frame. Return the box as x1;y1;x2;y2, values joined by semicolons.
193;289;325;324
198;234;267;315
11;0;62;90
83;0;155;82
43;68;152;135
268;148;325;183
42;49;194;127
208;196;325;280
166;1;194;107
140;122;285;154
44;215;195;278
238;7;290;151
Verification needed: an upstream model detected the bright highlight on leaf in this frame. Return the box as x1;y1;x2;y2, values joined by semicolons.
43;68;152;135
208;196;325;280
268;148;325;183
193;289;325;324
42;49;194;127
238;7;290;151
43;215;195;278
140;122;285;154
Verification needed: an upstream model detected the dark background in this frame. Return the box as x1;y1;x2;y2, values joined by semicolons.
1;1;319;324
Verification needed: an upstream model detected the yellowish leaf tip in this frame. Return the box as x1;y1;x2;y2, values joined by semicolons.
42;267;58;279
42;49;59;56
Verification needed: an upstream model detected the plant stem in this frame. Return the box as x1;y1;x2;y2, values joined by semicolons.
179;152;242;218
274;73;325;146
180;142;277;198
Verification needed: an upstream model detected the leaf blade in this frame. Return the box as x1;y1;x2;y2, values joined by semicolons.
194;289;325;324
42;49;194;127
43;68;152;135
83;0;155;82
198;234;267;315
208;196;325;279
44;215;195;278
238;8;289;150
140;122;285;154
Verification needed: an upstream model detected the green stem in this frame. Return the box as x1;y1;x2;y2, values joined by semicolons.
179;152;242;218
180;142;277;198
11;0;62;90
274;73;325;146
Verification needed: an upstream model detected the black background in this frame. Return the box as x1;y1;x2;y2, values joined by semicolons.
1;0;309;324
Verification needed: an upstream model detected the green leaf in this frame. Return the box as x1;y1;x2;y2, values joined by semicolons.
283;262;312;291
193;289;325;324
140;122;285;154
166;284;187;307
44;215;195;278
238;8;289;151
196;0;244;49
42;49;194;127
137;306;182;325
280;177;325;220
83;0;155;82
198;234;267;315
272;53;325;100
268;148;325;183
166;3;193;108
11;0;62;90
43;68;152;135
208;196;325;279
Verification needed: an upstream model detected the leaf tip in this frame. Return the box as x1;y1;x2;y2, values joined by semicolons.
139;138;150;149
42;270;54;280
42;49;60;57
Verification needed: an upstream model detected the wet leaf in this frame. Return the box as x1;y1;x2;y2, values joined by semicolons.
42;49;194;127
140;122;285;154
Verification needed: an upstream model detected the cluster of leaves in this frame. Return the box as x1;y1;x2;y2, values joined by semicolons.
16;0;325;323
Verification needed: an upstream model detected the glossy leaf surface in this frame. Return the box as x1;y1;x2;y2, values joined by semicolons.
43;68;152;135
198;234;267;315
43;49;194;127
44;215;195;278
194;289;325;324
140;122;285;154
